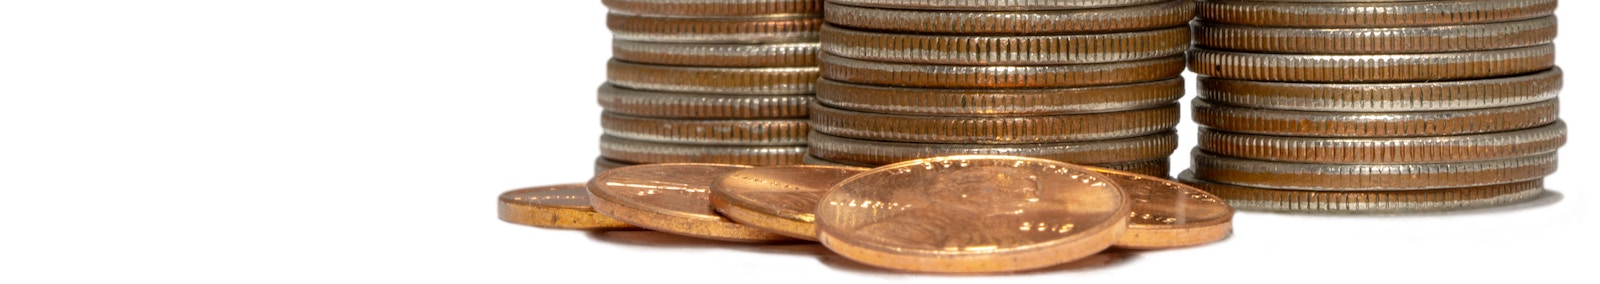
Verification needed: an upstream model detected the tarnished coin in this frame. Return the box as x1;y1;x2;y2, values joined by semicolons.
602;0;822;18
824;0;1193;35
816;156;1129;273
1191;150;1557;191
599;135;806;166
498;183;638;230
1190;45;1555;83
815;78;1183;116
803;154;1172;178
821;25;1188;65
596;84;813;119
810;102;1180;144
1089;169;1232;249
1199;121;1567;164
1193;16;1557;54
820;53;1185;88
612;40;819;67
600;112;810;146
1178;171;1546;214
829;0;1165;11
1195;0;1557;28
595;157;634;175
1192;98;1560;137
807;130;1177;166
709;165;869;241
607;60;818;95
1196;68;1562;112
587;163;795;242
607;13;821;43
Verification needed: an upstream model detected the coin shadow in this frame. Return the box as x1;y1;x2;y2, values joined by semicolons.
585;230;832;256
817;248;1140;276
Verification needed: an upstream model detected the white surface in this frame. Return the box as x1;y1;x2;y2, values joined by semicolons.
0;1;1594;283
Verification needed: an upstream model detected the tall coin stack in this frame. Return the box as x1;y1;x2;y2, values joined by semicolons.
595;0;823;172
1179;0;1566;213
803;0;1196;177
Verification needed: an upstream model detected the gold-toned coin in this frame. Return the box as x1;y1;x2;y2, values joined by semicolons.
709;165;870;241
807;130;1176;166
821;25;1188;65
815;78;1183;116
1189;45;1554;83
602;0;822;18
829;0;1165;11
1195;0;1557;28
1192;98;1560;137
600;112;809;146
1089;169;1232;249
599;135;806;166
606;13;821;43
1199;121;1567;164
816;156;1130;273
1191;150;1557;191
612;40;818;67
810;101;1179;144
1178;171;1546;214
498;183;637;230
820;53;1185;88
594;157;634;175
596;84;812;119
1193;16;1557;54
587;163;796;242
607;60;818;95
1196;68;1562;112
823;0;1193;35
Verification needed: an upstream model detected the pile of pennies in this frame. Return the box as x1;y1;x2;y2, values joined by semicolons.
501;155;1234;273
1179;0;1566;213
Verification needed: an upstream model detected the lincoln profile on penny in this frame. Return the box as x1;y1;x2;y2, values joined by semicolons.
848;165;1104;251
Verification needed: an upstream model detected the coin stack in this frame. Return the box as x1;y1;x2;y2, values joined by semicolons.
594;0;824;172
801;0;1195;177
1179;0;1566;213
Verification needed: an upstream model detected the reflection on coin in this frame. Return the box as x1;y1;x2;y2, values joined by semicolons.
612;40;819;67
587;163;795;242
600;112;810;146
710;165;870;241
607;60;818;95
823;0;1193;35
1088;169;1232;249
1178;171;1546;214
810;102;1179;144
807;130;1176;166
1196;68;1561;112
602;0;822;18
1192;16;1557;54
607;13;821;43
1195;0;1557;28
1191;150;1557;191
1192;98;1559;137
498;183;637;230
599;135;807;166
816;155;1129;273
820;53;1185;88
821;25;1188;65
1199;121;1567;164
815;78;1183;116
1189;45;1554;83
596;84;812;119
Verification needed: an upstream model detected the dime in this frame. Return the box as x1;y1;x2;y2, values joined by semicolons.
1198;121;1567;164
1089;169;1232;249
821;53;1184;88
829;0;1165;11
607;60;818;95
820;25;1188;65
587;163;795;242
816;156;1130;273
709;165;869;241
602;0;822;18
1196;68;1562;112
807;130;1177;166
823;0;1193;35
600;112;810;146
599;135;806;166
596;84;813;119
810;102;1179;144
1191;98;1560;137
607;13;821;43
1189;45;1555;83
595;157;634;175
1195;0;1557;28
1192;16;1557;54
1190;150;1557;191
498;183;638;230
1178;171;1546;214
815;78;1183;116
612;40;819;67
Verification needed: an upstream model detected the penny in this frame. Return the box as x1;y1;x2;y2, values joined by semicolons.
829;0;1165;11
709;165;869;241
821;25;1188;65
596;84;813;119
607;13;821;43
587;163;795;242
1196;68;1562;112
612;40;819;67
816;156;1129;273
1089;169;1232;249
607;60;818;95
806;130;1176;166
1190;150;1557;191
1189;44;1554;83
602;0;822;18
498;183;638;230
820;53;1185;88
599;135;807;166
811;102;1179;144
825;0;1191;35
1191;98;1560;137
815;78;1183;116
1195;0;1557;28
600;112;810;146
1178;171;1546;214
1199;121;1567;164
594;157;634;175
1193;16;1557;54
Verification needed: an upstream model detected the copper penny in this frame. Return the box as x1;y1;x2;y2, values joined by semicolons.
587;163;795;242
709;165;870;241
497;183;637;230
1089;169;1232;249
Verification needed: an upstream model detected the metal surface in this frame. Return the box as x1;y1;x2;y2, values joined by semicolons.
1193;16;1557;54
1198;121;1567;164
587;163;796;242
810;102;1179;144
497;183;638;230
1189;45;1555;83
709;165;869;241
821;53;1184;88
600;112;810;145
821;25;1188;65
599;135;807;166
596;84;813;119
1191;98;1560;137
1178;171;1546;214
1195;68;1561;112
822;0;1192;34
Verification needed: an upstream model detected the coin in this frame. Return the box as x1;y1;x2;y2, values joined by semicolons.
595;157;634;175
802;154;1173;178
498;183;638;230
1193;16;1557;54
820;53;1185;88
600;112;810;146
810;102;1179;144
1190;150;1557;191
599;135;807;166
1189;44;1554;83
1178;171;1546;214
820;25;1188;65
1199;121;1567;164
607;60;818;95
596;84;813;119
602;0;822;18
612;40;819;67
607;13;821;43
1195;0;1557;28
823;0;1193;35
1191;98;1560;137
1196;68;1561;112
587;163;796;242
807;130;1177;166
815;78;1183;117
1089;169;1232;249
709;165;869;241
815;156;1129;273
829;0;1166;11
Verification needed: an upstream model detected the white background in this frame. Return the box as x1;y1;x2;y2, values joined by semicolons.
1;1;1595;283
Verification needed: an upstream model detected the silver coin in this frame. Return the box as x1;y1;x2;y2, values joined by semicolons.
1195;0;1557;28
820;24;1188;65
1192;16;1557;54
601;112;810;146
807;130;1177;166
612;40;819;67
607;60;817;95
1196;68;1561;112
607;13;820;43
815;77;1183;116
1198;121;1566;164
1177;171;1546;214
823;0;1193;35
1189;44;1554;83
602;0;822;18
809;101;1179;144
1191;98;1560;137
828;0;1166;11
596;84;813;119
599;135;807;166
820;53;1184;88
1190;150;1557;191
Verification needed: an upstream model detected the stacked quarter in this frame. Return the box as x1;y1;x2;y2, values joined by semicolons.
595;0;824;172
1181;0;1565;213
804;0;1195;177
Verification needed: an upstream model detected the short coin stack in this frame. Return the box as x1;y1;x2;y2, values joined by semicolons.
1180;0;1566;213
595;0;824;172
802;0;1195;177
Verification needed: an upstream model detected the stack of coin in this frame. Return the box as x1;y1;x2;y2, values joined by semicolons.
1181;0;1566;213
802;0;1194;177
594;0;823;172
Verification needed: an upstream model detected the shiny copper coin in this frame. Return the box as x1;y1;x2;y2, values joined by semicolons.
606;13;821;43
1090;169;1232;249
602;0;821;18
1191;98;1560;137
1196;68;1562;112
816;156;1130;273
587;163;795;242
829;0;1165;11
823;0;1193;35
709;165;869;241
1178;171;1546;214
1097;158;1171;178
498;183;637;230
1193;16;1557;54
1195;0;1557;28
807;130;1176;166
612;40;818;67
596;84;812;119
607;60;817;95
815;78;1183;116
1191;150;1557;191
1189;45;1554;83
1199;121;1567;164
810;102;1179;144
821;25;1188;66
600;112;809;146
594;157;634;175
820;53;1185;88
599;135;806;166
